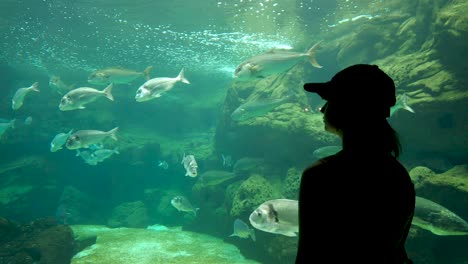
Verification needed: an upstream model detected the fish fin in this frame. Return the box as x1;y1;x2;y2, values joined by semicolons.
250;228;256;242
143;66;153;80
30;82;40;92
75;150;80;157
177;68;190;84
108;127;119;141
103;83;114;101
306;41;323;68
281;231;297;237
9;119;16;129
78;106;86;109
114;148;120;154
250;64;262;73
153;93;162;98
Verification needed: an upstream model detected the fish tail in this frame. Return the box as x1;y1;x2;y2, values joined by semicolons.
194;208;200;217
143;66;153;80
177;68;190;84
103;83;114;101
400;93;415;113
307;41;323;68
108;127;119;141
10;119;16;129
68;83;76;90
30;82;40;92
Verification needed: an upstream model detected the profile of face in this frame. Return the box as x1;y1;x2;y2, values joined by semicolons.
321;102;343;136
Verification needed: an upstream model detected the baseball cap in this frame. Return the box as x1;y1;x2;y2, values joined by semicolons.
304;64;396;117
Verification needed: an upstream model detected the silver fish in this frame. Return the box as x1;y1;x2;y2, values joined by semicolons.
312;145;342;159
171;195;199;216
76;149;98;165
390;93;415;117
249;199;298;237
158;160;169;170
12;82;40;110
230;218;256;242
412;196;468;236
59;83;114;111
221;154;233;168
234;41;322;80
198;170;236;187
49;75;74;95
88;66;153;85
50;129;73;152
0;119;15;138
231;95;292;121
135;68;190;102
181;153;198;177
24;116;33;126
65;127;119;150
91;148;120;162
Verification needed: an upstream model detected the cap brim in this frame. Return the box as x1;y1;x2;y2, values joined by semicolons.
304;82;331;100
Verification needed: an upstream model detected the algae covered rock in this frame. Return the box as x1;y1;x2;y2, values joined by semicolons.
410;164;468;222
71;224;260;264
107;200;149;228
230;175;280;218
282;167;302;200
409;166;437;185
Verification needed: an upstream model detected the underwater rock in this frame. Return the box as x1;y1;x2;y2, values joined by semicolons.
57;185;93;225
409;165;468;224
230;175;280;218
0;217;74;264
70;224;260;264
409;166;437;184
282;167;302;200
107;201;149;228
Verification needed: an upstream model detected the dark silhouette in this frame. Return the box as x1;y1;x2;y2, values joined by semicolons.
296;64;415;263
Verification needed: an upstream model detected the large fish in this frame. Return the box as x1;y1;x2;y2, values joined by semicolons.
59;84;114;111
230;218;256;242
249;199;298;237
234;41;322;80
181;153;198;177
412;196;468;236
198;170;236;186
312;145;342;159
0;119;15;138
12;82;40;110
65;127;119;150
49;75;74;95
135;68;190;102
50;129;73;152
88;66;153;85
390;93;415;117
171;196;199;216
231;95;293;121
